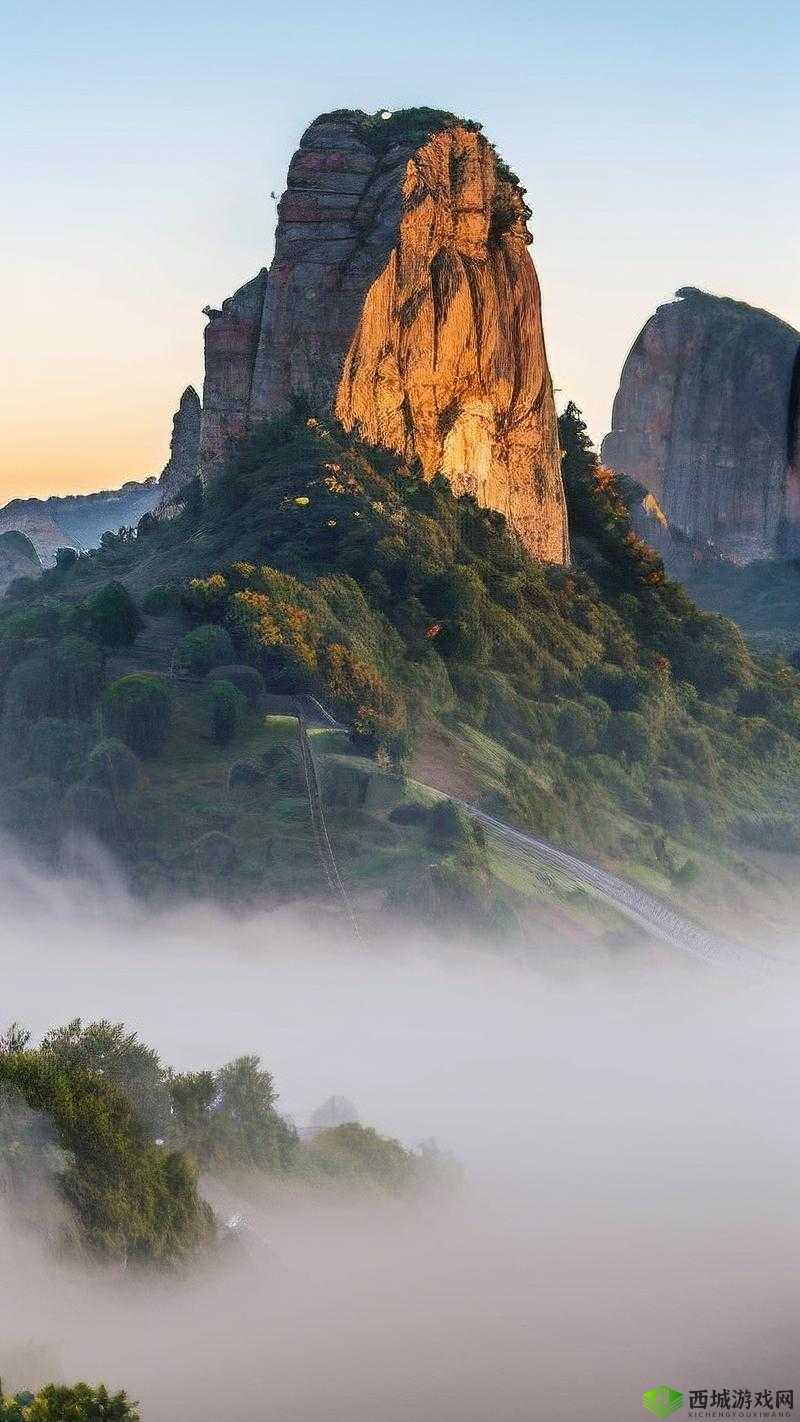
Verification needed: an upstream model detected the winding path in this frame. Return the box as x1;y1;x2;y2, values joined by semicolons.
466;806;763;972
295;699;764;972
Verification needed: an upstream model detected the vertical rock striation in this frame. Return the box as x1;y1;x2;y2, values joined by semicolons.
199;111;569;562
602;288;800;562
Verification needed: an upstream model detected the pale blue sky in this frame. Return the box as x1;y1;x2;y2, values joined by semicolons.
2;0;798;498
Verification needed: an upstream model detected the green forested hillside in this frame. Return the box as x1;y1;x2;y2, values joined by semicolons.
1;405;799;919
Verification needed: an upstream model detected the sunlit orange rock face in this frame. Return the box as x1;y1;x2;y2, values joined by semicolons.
199;114;569;563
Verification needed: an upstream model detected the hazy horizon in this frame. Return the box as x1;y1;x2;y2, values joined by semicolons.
3;0;799;504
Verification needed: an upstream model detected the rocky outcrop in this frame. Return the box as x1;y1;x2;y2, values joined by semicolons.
159;385;201;496
199;110;568;562
602;288;800;562
0;531;41;596
0;481;159;566
628;489;714;583
199;271;268;478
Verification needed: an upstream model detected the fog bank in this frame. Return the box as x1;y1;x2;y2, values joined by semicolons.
1;842;798;1421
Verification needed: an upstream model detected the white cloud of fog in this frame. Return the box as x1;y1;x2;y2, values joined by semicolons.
1;838;799;1421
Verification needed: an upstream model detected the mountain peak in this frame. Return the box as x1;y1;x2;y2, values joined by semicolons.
198;108;568;563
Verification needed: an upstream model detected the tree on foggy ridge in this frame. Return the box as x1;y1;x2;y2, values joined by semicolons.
39;1019;171;1138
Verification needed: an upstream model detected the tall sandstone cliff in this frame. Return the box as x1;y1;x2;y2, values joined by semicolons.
602;288;800;563
199;111;569;562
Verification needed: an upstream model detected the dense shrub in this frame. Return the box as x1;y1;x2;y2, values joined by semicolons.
4;576;39;601
300;1123;414;1193
664;724;717;781
84;582;143;649
205;662;265;706
5;399;798;887
205;680;246;746
427;799;475;850
178;623;235;674
651;779;688;832
0;775;59;843
585;662;646;712
141;583;180;616
102;675;172;758
605;711;653;765
557;702;597;755
321;759;370;809
51;636;105;719
86;738;139;795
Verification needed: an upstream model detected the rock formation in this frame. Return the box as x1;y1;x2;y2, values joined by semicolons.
0;481;159;567
0;531;41;596
159;385;201;496
628;489;714;584
602;288;800;562
199;110;568;562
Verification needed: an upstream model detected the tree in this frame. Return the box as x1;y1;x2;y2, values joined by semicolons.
0;1022;31;1053
427;798;475;850
40;1019;171;1139
205;663;265;706
102;675;172;758
170;1070;217;1139
0;1049;214;1262
178;623;235;674
54;547;78;571
0;1382;139;1421
605;710;653;765
51;636;105;719
168;1070;225;1165
205;679;246;746
585;662;646;713
652;779;687;832
84;582;143;649
141;583;179;616
215;1055;296;1169
556;702;597;755
3;655;53;723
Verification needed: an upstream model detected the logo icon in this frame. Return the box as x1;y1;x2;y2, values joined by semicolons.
642;1386;684;1418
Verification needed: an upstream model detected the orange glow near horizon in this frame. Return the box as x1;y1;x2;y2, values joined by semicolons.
1;245;205;505
2;403;170;502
